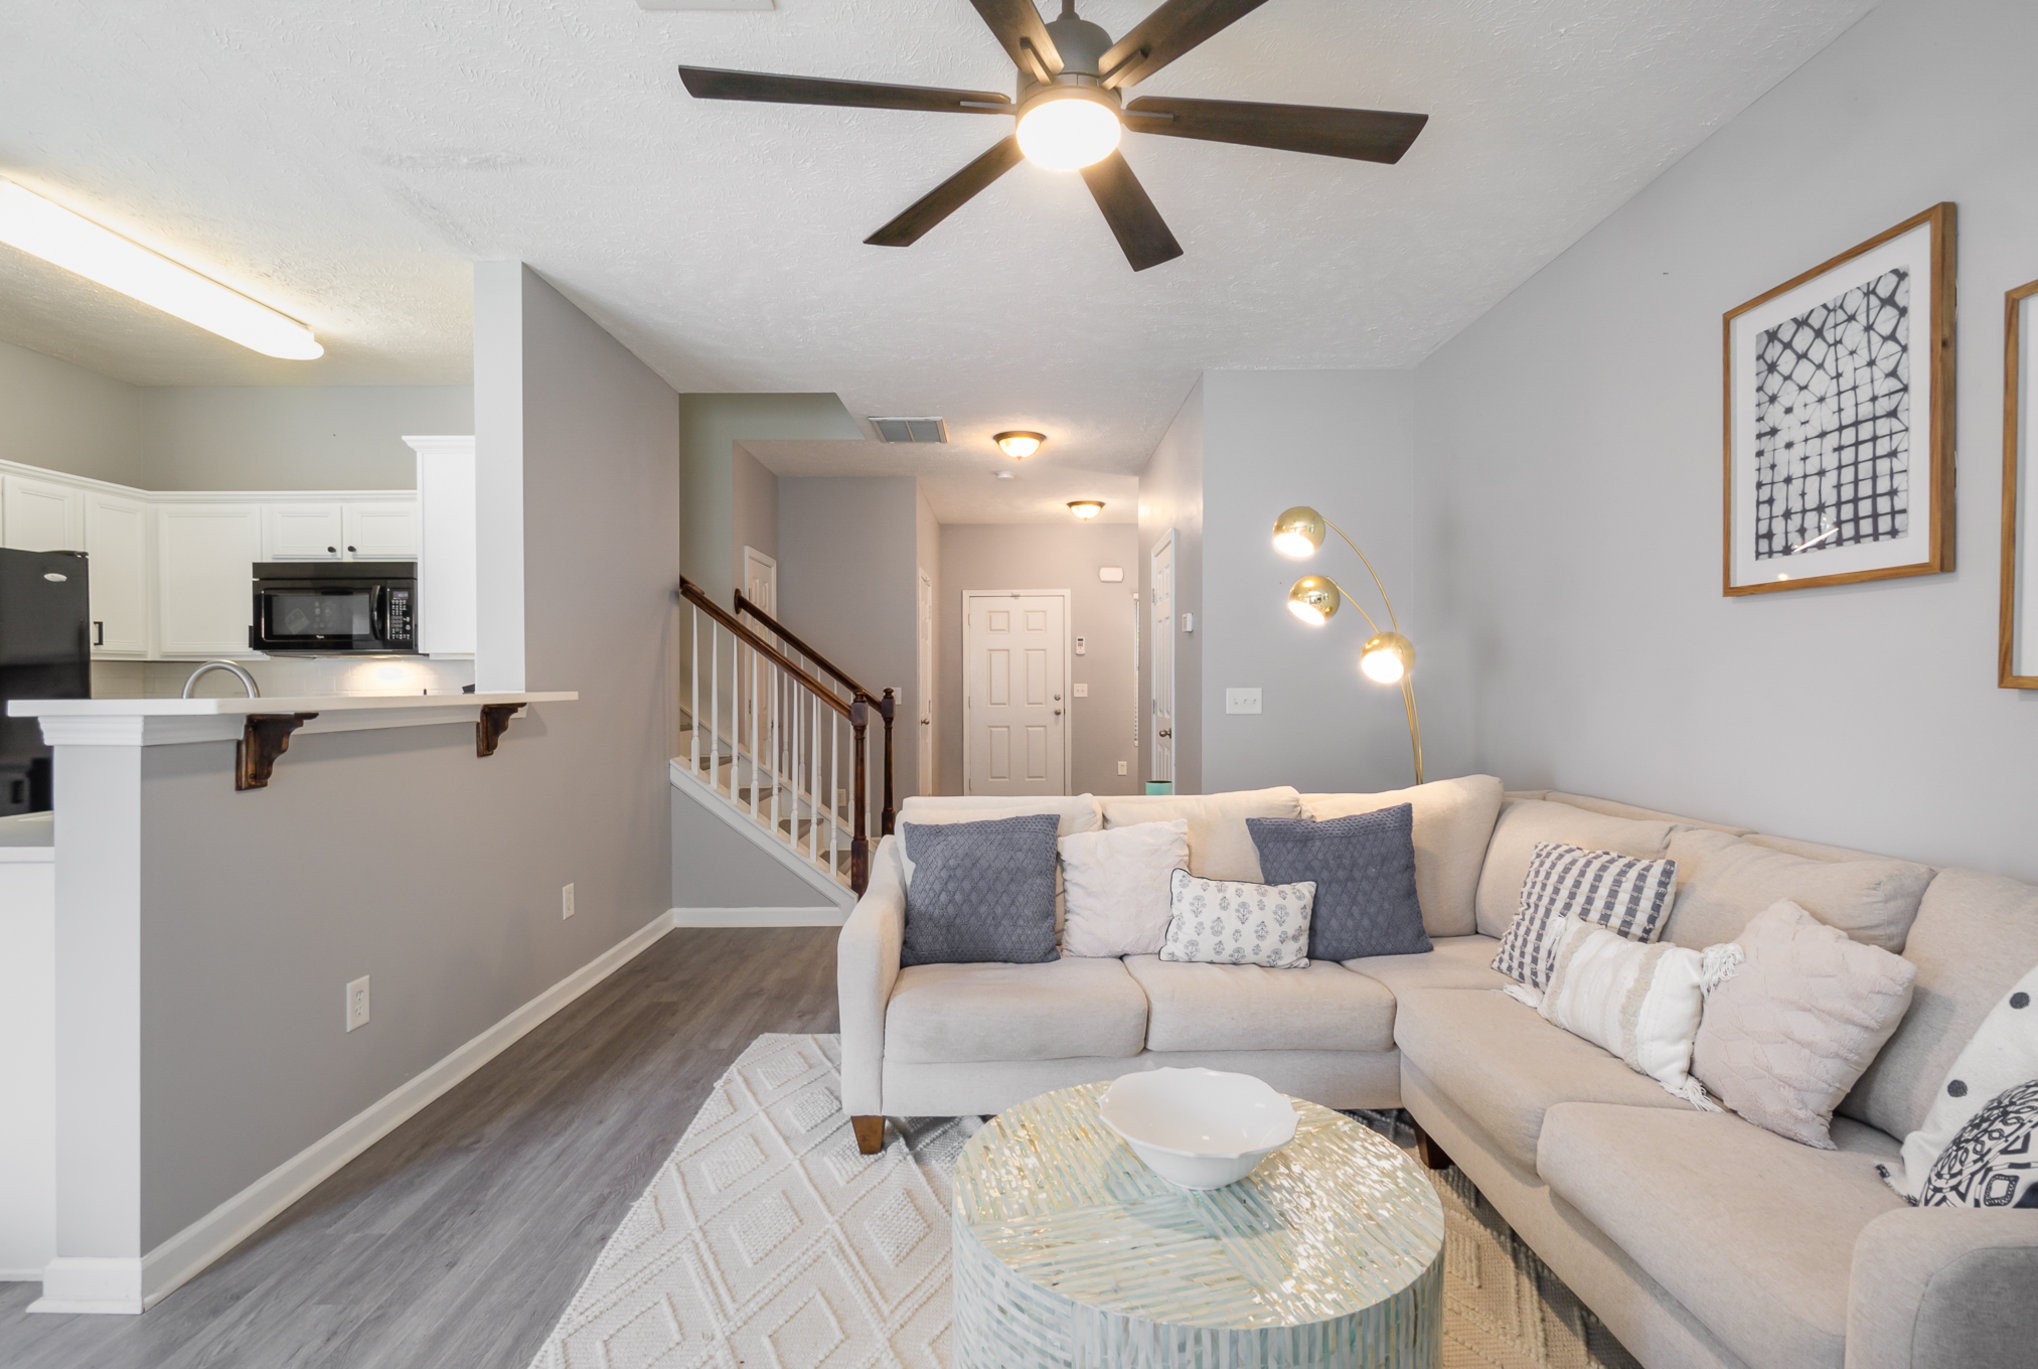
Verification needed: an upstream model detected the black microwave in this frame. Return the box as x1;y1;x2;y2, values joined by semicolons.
250;562;418;655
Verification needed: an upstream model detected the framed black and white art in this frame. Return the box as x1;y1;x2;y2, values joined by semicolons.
1722;203;1956;596
2000;278;2038;688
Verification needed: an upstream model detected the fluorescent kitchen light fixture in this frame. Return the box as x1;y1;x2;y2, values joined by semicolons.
0;179;322;360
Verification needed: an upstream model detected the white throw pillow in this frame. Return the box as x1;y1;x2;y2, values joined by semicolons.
1059;820;1190;958
1159;868;1314;969
1538;924;1715;1108
1881;960;2038;1201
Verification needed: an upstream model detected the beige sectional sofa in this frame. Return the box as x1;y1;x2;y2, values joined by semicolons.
836;781;2038;1369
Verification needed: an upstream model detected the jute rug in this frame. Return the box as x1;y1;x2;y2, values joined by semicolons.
528;1035;1639;1369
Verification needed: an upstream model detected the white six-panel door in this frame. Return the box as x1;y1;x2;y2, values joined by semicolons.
964;590;1070;797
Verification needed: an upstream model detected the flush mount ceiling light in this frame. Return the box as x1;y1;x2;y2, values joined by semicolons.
0;179;322;360
994;430;1046;460
1068;499;1105;520
677;0;1429;272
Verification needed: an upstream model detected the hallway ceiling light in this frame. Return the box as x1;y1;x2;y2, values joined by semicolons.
1068;499;1104;520
0;179;323;360
995;430;1045;460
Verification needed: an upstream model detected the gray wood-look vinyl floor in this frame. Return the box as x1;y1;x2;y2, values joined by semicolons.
0;927;840;1369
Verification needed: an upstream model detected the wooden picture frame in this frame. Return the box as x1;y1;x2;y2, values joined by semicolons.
1722;203;1956;596
2000;277;2038;688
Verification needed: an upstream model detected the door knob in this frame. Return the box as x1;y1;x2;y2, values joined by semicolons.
1053;708;1064;717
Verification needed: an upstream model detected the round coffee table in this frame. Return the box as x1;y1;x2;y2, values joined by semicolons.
950;1080;1444;1367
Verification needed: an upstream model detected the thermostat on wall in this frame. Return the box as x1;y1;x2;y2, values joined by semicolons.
1099;566;1124;582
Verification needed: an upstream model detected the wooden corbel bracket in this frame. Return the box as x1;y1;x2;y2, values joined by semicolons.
237;713;318;792
477;703;526;758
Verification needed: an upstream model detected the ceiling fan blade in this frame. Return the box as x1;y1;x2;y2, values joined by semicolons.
1100;0;1274;89
1079;151;1183;272
966;0;1062;77
866;137;1025;247
678;66;1011;115
1125;95;1428;163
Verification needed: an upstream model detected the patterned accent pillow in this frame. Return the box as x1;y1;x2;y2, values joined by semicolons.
1917;1079;2038;1208
1248;805;1430;961
1159;867;1315;969
1539;924;1713;1108
899;815;1060;967
1882;960;2038;1201
1492;842;1679;992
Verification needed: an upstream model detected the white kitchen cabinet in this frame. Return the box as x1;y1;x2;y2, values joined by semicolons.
156;503;262;657
84;491;150;656
1;474;86;553
408;437;476;657
263;503;346;560
343;501;419;559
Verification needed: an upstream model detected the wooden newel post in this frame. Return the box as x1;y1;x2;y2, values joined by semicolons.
850;697;870;895
878;688;897;837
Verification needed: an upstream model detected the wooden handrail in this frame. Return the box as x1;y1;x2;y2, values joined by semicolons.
734;588;879;703
677;578;850;719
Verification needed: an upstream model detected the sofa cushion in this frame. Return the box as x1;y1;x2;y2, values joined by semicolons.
1302;774;1503;937
885;958;1147;1064
1391;987;1690;1171
1473;799;1677;938
1844;868;2038;1138
1542;791;1749;833
1537;1104;1905;1369
1125;955;1396;1053
1659;827;1932;953
1345;935;1509;996
1100;786;1304;882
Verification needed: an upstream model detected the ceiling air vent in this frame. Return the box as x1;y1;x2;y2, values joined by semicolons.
868;416;949;444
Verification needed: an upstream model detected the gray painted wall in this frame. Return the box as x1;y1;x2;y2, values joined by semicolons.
134;264;679;1245
915;484;942;790
774;475;929;804
677;393;859;607
140;385;472;490
0;338;145;486
730;443;779;591
670;785;837;911
1199;371;1428;795
1414;0;2038;877
1137;381;1204;792
937;522;1141;797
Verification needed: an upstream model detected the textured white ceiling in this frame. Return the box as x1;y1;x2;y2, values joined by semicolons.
0;0;1872;499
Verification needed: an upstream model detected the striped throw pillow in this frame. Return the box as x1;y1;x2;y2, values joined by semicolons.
1492;842;1679;991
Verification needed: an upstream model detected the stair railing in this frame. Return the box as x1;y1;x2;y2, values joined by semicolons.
735;587;896;842
678;578;876;893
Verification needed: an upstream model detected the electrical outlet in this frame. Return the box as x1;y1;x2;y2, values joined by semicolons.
1072;682;1089;698
1117;760;1129;775
1225;687;1263;715
345;976;371;1033
562;883;576;919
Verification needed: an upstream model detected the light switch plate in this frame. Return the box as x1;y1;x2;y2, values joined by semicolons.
1073;682;1089;697
1225;687;1263;715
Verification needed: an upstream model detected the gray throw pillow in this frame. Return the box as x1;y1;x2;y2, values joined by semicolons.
1248;805;1429;961
900;814;1060;966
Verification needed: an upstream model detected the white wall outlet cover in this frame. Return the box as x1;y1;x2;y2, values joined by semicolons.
1181;612;1195;634
1118;760;1129;775
1225;687;1263;715
1073;682;1089;697
1099;566;1124;582
1074;635;1088;655
562;882;576;919
345;975;371;1033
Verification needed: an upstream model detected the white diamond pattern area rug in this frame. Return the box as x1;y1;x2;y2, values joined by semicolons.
526;1035;1639;1369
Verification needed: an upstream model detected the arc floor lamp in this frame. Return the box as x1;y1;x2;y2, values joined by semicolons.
1273;505;1423;785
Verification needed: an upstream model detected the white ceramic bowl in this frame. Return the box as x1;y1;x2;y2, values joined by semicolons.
1099;1068;1299;1190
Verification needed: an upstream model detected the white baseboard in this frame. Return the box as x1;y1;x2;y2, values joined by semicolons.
29;1257;142;1314
36;910;680;1315
672;905;847;928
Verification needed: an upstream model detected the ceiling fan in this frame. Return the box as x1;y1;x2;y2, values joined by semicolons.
677;0;1429;272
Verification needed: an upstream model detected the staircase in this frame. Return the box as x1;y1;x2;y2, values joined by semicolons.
673;578;895;898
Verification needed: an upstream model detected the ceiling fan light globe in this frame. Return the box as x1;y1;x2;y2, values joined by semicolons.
1017;89;1122;171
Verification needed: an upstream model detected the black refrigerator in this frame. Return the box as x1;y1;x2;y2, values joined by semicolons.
0;547;91;815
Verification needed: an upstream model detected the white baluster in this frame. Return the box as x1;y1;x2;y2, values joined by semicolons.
812;695;824;871
830;711;840;878
767;658;780;837
749;641;761;821
689;608;699;776
709;623;719;793
790;673;802;858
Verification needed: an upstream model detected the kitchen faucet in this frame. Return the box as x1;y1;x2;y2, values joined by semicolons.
181;660;261;699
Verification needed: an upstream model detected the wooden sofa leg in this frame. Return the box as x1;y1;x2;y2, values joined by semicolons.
852;1115;886;1155
1412;1119;1452;1172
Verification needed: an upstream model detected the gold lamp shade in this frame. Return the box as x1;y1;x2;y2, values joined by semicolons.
1272;506;1327;558
1360;631;1415;684
1286;575;1341;625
